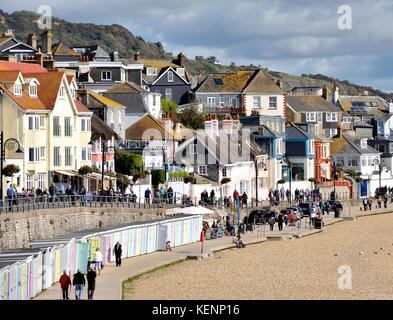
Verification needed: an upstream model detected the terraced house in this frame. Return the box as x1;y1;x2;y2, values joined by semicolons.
0;61;93;195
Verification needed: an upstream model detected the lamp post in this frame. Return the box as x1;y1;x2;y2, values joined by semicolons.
254;158;267;207
1;131;24;199
374;159;387;191
281;155;294;205
329;156;337;201
90;133;114;196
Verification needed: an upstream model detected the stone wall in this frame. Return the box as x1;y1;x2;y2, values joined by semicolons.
0;207;167;252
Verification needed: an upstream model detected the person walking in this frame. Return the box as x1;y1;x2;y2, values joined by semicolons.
363;198;368;211
383;196;388;209
59;270;72;300
268;215;275;231
144;188;151;204
113;241;122;267
6;184;15;211
86;267;97;300
72;269;86;300
368;198;372;210
94;248;104;275
277;212;284;231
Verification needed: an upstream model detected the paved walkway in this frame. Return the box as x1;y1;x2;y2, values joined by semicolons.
35;205;393;300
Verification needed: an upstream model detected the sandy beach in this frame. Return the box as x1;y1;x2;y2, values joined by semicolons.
124;213;393;300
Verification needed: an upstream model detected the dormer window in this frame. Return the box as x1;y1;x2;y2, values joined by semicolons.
14;83;22;96
29;84;37;97
146;68;157;76
360;138;367;149
167;71;174;82
176;68;185;76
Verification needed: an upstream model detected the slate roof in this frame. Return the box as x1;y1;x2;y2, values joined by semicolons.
243;69;284;94
285;122;315;140
89;91;126;109
338;96;389;120
105;81;147;94
125;113;181;140
286;95;341;113
196;71;254;93
91;113;118;140
52;42;80;56
140;59;189;83
331;134;380;155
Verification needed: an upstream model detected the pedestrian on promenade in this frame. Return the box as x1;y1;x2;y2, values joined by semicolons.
144;188;151;204
268;215;275;231
377;198;382;209
49;183;57;203
113;241;122;267
94;248;104;275
367;198;372;210
277;212;284;231
86;267;97;300
383;196;388;209
72;269;86;300
59;270;71;300
363;198;368;211
6;184;15;211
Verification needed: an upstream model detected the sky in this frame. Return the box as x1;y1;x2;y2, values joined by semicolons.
2;0;393;92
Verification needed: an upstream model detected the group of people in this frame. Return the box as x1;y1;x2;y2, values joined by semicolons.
143;186;176;204
268;187;322;204
58;242;122;300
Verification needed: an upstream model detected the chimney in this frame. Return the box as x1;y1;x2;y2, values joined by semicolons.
221;115;233;134
40;29;52;54
110;50;119;62
276;79;282;89
35;48;43;67
77;88;89;106
332;84;339;104
177;52;185;66
363;90;369;96
322;84;328;100
26;33;37;49
134;52;140;61
3;29;13;37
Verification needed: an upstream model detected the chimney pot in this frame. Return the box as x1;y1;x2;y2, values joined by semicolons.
134;52;140;61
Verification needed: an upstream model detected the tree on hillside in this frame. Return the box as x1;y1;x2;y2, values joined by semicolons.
115;148;143;176
177;107;206;130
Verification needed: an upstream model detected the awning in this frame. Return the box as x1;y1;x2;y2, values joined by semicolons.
54;170;78;177
87;172;117;180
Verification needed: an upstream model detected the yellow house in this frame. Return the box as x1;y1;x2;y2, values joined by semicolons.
0;61;93;196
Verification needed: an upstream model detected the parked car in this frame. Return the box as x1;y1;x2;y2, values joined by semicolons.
298;202;320;217
285;206;303;220
327;200;343;211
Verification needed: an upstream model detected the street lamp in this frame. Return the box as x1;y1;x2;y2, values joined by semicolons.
281;155;294;204
254;158;267;207
90;133;114;196
328;156;338;201
1;131;23;199
373;159;388;191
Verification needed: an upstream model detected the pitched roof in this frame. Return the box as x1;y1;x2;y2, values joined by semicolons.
23;71;65;109
89;91;126;109
285;122;315;140
286;95;341;112
125;114;181;140
52;43;80;56
75;99;91;113
196;71;255;93
243;69;284;94
105;81;147;94
0;61;48;73
331;134;380;155
0;70;20;82
91;114;118;140
338;95;388;114
0;82;47;111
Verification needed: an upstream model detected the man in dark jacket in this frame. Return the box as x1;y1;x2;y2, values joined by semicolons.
277;213;284;231
114;242;122;267
72;269;86;300
86;267;97;299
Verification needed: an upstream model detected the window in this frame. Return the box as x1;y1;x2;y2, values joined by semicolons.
14;83;22;95
308;140;314;155
324;128;338;138
240;181;248;194
165;88;172;100
219;97;224;106
198;165;207;175
189;144;197;154
28;116;40;131
343;115;352;123
231;98;239;107
326;112;338;122
59;87;65;97
81;147;88;161
167;71;174;82
207;97;215;106
222;167;227;177
40;116;45;129
361;158;367;166
323;145;329;158
378;145;386;153
146;68;157;76
317;112;322;123
81;118;91;132
306;112;316;122
26;174;33;190
360;138;367;149
276;138;283;155
53;117;61;136
70;88;76;100
153;95;157;107
348;158;359;167
29;84;37;97
253;96;261;108
40;147;46;160
37;173;45;190
53;147;61;166
314;124;319;135
28;147;40;162
269;96;277;109
176;68;185;76
65;147;72;166
64;117;72;136
101;71;112;81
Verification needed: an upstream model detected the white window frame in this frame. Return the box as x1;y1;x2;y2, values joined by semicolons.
37;173;45;190
40;147;46;161
268;96;277;109
306;112;316;122
146;67;157;76
253;96;261;108
14;83;22;96
65;147;72;166
29;84;37;97
26;174;33;190
167;71;174;83
101;71;112;81
28;147;40;162
198;165;207;175
64;117;72;136
360;138;367;149
54;147;61;166
219;97;224;106
326;112;338;122
189;144;197;155
59;87;65;98
308;139;314;155
207;97;215;106
317;112;322;123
